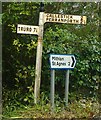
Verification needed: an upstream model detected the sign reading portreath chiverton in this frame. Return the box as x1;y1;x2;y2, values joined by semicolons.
44;13;86;24
50;54;76;69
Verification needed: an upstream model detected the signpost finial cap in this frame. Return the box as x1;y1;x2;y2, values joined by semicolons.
40;2;44;12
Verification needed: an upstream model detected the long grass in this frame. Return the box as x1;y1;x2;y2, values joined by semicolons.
3;97;100;119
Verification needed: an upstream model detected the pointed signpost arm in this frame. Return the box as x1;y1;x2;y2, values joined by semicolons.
34;2;44;104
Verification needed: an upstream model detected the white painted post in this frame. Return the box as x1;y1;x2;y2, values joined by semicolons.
34;3;44;104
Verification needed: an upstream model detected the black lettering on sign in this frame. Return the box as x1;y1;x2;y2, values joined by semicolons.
52;57;64;61
46;14;52;21
52;57;55;60
27;27;31;32
80;16;83;24
63;15;65;18
68;62;70;66
52;61;56;65
58;14;60;18
49;14;51;18
23;27;26;31
55;18;57;21
70;19;72;23
21;27;23;31
35;28;37;32
29;27;32;32
61;14;64;18
57;62;66;66
54;14;57;18
52;17;54;21
61;15;63;18
27;27;29;31
51;14;54;18
73;19;76;23
33;28;37;33
46;13;50;17
66;15;69;19
65;15;67;18
58;18;61;21
49;17;52;21
46;17;49;21
57;62;60;66
18;27;20;31
76;20;79;23
61;18;64;22
64;19;67;22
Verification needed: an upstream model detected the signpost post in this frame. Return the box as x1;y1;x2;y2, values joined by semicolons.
17;3;44;104
34;2;44;104
17;3;86;104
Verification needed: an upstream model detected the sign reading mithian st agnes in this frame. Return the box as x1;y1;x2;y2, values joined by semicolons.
50;54;76;69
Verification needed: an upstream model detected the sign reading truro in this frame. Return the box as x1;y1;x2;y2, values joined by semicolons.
17;24;39;35
44;13;86;24
50;54;76;69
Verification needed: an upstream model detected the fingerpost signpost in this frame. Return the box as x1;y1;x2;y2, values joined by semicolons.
17;2;87;105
